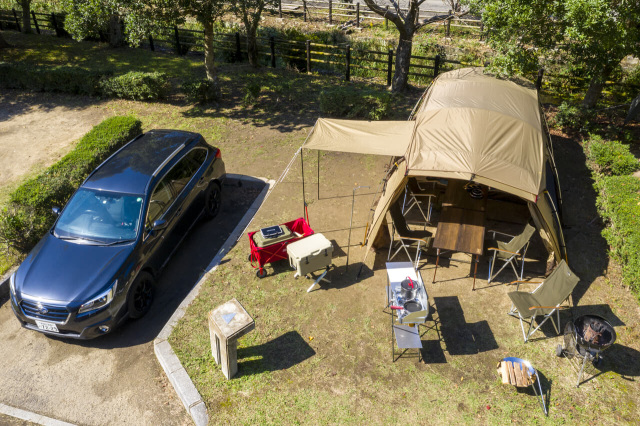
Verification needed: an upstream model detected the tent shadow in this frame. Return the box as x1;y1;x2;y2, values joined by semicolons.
236;331;315;376
433;296;499;355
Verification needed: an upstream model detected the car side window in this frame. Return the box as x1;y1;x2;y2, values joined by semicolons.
166;148;208;196
146;178;174;230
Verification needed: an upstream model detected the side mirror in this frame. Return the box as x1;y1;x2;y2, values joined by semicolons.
152;219;167;231
52;207;61;216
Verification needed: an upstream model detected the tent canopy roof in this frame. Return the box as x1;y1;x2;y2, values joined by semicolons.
406;68;546;200
304;118;414;157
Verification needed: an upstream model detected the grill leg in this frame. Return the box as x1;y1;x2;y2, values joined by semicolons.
577;354;590;387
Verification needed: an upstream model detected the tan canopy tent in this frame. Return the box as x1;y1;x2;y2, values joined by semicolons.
303;67;567;264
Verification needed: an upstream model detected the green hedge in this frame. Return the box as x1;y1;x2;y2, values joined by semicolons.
595;175;640;301
182;79;220;104
99;71;171;100
318;86;392;120
0;62;108;95
0;63;169;100
584;134;639;176
0;116;142;253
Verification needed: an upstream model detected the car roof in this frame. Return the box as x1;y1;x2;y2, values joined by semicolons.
82;130;201;194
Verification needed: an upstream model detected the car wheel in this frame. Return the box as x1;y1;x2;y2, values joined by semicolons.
128;271;155;319
204;182;222;220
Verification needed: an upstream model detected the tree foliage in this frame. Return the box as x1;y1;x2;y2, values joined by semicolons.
466;0;640;107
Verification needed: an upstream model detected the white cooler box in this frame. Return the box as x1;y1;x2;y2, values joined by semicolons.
287;233;333;277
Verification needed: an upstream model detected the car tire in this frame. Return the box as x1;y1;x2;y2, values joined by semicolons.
204;182;222;220
127;271;155;319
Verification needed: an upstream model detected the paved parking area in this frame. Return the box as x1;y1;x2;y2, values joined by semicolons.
0;178;266;425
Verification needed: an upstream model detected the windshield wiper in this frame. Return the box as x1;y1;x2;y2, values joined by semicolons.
103;239;136;246
58;235;107;244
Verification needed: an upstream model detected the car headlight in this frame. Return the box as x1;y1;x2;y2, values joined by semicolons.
78;280;117;314
9;272;16;298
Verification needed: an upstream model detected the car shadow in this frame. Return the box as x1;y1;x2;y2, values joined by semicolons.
60;176;267;349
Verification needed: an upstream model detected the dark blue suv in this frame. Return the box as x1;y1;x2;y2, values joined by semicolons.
9;130;226;339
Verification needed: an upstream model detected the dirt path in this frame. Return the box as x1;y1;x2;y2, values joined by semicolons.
0;90;109;197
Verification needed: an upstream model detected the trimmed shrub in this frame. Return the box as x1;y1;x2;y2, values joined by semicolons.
99;71;170;100
595;175;640;301
182;79;220;103
585;134;640;176
0;62;108;95
318;86;392;120
243;82;262;106
0;116;142;254
553;101;593;131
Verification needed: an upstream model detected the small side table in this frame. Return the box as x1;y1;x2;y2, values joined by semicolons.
208;299;255;380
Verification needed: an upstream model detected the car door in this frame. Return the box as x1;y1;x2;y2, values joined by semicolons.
142;176;178;270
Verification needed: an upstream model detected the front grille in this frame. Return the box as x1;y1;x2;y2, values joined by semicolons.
21;300;70;324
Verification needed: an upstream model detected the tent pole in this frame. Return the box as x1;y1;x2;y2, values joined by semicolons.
317;150;320;200
301;149;307;221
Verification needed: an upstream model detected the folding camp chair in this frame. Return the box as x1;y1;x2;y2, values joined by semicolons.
387;202;433;268
486;223;536;283
402;179;437;224
507;260;580;343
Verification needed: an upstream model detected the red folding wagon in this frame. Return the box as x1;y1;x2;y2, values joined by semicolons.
248;217;314;278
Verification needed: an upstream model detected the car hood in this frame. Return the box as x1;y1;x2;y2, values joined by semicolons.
16;233;135;305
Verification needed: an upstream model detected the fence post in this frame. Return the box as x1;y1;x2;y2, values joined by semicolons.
50;13;58;36
0;19;3;31
387;48;393;86
445;10;452;37
270;36;276;67
148;35;155;51
279;0;282;18
12;9;21;32
174;26;182;55
433;55;440;78
303;0;307;22
235;32;241;61
535;68;545;91
31;11;40;34
479;22;484;41
356;3;360;28
306;40;311;74
345;44;351;82
329;0;332;25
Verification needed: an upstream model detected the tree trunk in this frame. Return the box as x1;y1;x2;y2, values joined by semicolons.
246;23;259;67
203;20;220;94
392;35;413;92
0;32;11;48
582;66;613;109
108;14;126;47
20;0;32;34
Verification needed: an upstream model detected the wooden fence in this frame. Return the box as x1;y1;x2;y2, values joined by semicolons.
268;0;483;36
1;8;637;101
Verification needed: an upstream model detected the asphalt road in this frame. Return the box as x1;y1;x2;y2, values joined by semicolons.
0;178;266;425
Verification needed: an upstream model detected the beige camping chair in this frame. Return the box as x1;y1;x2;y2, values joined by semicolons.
387;202;433;268
402;178;437;224
486;223;536;283
507;260;580;342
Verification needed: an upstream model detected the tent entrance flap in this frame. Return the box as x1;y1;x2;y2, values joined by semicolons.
304;118;414;156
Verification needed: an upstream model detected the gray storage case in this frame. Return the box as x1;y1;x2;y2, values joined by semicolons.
287;233;333;277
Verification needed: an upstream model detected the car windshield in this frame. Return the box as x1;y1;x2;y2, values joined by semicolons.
54;188;144;244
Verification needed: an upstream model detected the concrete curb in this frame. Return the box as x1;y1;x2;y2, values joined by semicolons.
153;175;274;426
0;403;75;426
